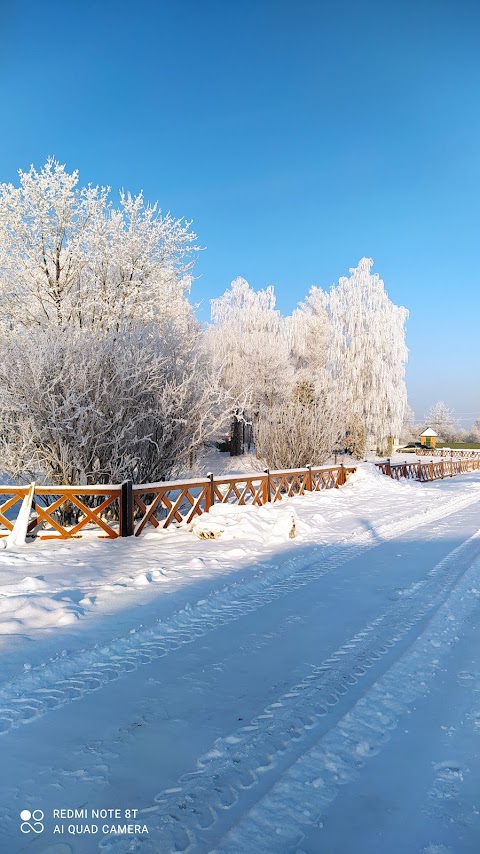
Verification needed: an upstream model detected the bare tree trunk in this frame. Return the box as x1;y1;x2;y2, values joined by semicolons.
230;411;244;456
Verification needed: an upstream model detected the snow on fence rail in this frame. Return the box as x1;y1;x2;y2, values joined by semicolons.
0;457;479;542
0;484;122;541
377;458;480;480
416;447;480;458
131;465;355;536
0;465;354;541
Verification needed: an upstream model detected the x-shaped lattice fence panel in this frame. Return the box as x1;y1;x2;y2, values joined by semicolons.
0;487;30;536
32;487;121;538
213;476;265;506
270;470;310;501
133;480;211;534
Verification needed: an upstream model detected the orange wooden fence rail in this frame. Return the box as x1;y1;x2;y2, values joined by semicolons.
416;448;480;458
0;485;121;540
0;465;355;540
0;458;478;541
131;465;356;536
376;458;480;481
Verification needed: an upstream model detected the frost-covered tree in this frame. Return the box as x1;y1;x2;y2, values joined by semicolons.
399;403;417;444
255;395;341;469
0;158;198;333
328;258;408;454
209;277;293;454
287;285;333;385
0;159;227;486
0;326;225;488
288;286;331;385
424;401;458;441
469;417;480;441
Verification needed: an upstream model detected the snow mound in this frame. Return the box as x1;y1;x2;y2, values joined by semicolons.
271;511;296;539
0;594;82;631
190;503;299;543
15;575;47;592
346;463;418;493
191;518;225;539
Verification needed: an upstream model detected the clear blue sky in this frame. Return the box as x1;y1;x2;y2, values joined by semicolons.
1;0;479;426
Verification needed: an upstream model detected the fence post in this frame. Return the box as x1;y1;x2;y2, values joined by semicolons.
386;457;392;477
206;472;215;511
339;463;346;486
306;464;313;491
263;469;271;503
441;459;445;479
120;480;134;537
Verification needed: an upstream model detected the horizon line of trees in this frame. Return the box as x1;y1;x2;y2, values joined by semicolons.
402;400;480;445
0;158;409;486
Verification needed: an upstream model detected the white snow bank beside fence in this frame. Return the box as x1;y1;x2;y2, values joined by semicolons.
0;465;480;664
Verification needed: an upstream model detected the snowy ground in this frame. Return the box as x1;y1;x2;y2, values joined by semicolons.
1;464;480;852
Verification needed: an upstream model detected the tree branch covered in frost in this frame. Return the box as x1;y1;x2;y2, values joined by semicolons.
208;277;294;453
255;397;342;470
209;277;293;414
288;286;331;387
0;159;229;486
0;158;199;333
327;258;408;454
210;260;408;464
0;327;227;485
0;157;410;479
423;401;459;442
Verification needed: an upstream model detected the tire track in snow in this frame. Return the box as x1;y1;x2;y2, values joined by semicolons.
98;529;480;853
215;560;480;854
0;486;478;738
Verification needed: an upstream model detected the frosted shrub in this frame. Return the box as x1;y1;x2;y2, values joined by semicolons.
255;400;340;470
0;159;230;493
0;327;224;489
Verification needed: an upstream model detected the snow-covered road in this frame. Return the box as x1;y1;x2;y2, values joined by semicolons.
1;469;480;853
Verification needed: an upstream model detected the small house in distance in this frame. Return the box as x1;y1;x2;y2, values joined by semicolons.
420;428;437;449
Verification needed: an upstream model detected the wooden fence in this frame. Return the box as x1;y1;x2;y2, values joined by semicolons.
0;485;121;541
0;465;354;541
0;457;479;542
376;458;480;480
132;465;355;536
416;447;480;459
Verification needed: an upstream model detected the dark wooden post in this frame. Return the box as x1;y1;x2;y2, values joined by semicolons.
206;472;215;511
441;459;445;479
306;465;313;491
339;463;346;486
120;480;134;537
386;457;392;477
263;469;271;503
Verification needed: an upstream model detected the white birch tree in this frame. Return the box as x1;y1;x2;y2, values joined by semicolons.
399;403;417;444
288;286;331;386
209;277;293;453
327;258;408;454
